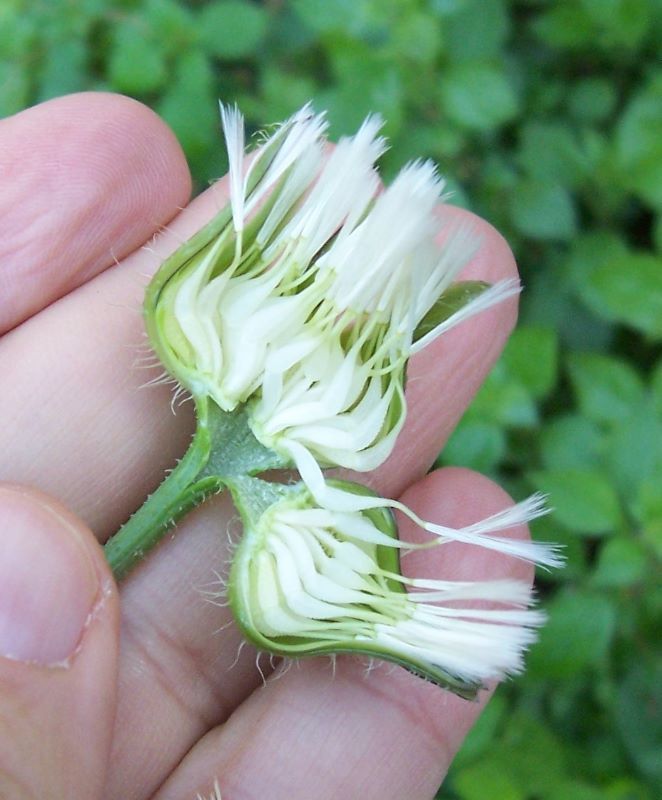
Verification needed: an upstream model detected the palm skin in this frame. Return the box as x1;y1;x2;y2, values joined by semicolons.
0;93;532;800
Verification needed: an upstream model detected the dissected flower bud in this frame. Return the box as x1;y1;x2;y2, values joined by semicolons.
135;105;562;696
146;105;518;476
228;477;552;698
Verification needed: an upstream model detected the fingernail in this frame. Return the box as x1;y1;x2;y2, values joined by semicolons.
0;487;99;665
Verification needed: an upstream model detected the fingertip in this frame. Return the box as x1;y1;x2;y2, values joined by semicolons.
0;91;192;332
436;204;520;284
0;482;119;665
7;91;193;210
81;91;192;217
0;483;119;797
434;203;520;337
372;212;520;498
402;465;522;522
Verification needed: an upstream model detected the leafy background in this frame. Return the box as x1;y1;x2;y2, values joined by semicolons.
2;0;661;797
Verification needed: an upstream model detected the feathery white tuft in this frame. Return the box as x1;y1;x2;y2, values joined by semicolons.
219;103;245;237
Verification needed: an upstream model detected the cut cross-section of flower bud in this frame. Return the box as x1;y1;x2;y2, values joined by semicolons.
145;104;519;475
227;477;548;699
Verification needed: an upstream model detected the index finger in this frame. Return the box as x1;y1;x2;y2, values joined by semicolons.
0;92;191;334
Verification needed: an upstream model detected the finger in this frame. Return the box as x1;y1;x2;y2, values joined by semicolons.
0;92;191;334
0;195;516;537
151;468;535;800
0;484;119;799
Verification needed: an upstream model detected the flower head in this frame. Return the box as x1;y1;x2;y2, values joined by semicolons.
146;105;518;476
228;477;551;698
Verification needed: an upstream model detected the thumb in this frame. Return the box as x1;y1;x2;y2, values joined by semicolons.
0;484;119;799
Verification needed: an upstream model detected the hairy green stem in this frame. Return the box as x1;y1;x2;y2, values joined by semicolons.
104;397;288;580
104;420;216;580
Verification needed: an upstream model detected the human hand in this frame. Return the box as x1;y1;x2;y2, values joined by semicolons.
0;93;532;799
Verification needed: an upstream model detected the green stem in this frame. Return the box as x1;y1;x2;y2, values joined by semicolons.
104;397;289;580
104;415;217;580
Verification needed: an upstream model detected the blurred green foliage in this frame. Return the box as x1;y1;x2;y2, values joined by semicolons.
2;0;660;796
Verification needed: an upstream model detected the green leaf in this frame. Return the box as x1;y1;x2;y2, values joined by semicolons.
0;6;37;60
0;60;30;116
592;537;648;588
317;55;403;138
292;0;373;36
615;74;662;208
529;468;621;534
198;0;268;59
522;266;615;351
470;365;539;429
497;713;568;796
517;122;592;188
567;352;647;425
615;660;662;787
534;0;651;50
540;414;604;471
654;213;662;254
445;0;510;62
651;358;662;417
565;231;629;294
547;781;609;800
605;779;656;800
635;475;662;558
326;42;404;137
452;691;507;767
453;756;524;800
579;252;662;339
510;179;577;240
578;0;652;49
567;78;617;123
603;405;662;495
258;69;317;123
108;19;168;94
531;517;588;582
439;62;519;132
528;590;617;679
390;10;442;64
502;326;558;399
533;4;595;48
37;37;87;100
383;122;466;175
144;0;197;56
156;50;219;170
440;419;506;472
